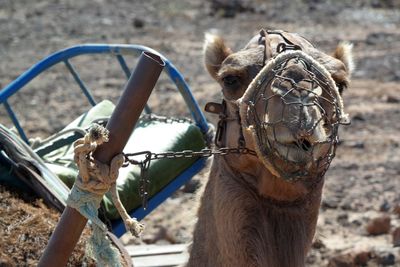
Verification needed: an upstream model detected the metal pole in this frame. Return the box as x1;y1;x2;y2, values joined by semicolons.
38;51;165;266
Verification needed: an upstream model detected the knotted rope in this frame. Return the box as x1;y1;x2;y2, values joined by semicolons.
67;124;144;265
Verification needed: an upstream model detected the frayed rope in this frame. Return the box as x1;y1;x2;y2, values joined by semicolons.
67;124;144;265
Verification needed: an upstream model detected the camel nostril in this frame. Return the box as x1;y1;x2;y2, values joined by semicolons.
299;139;312;151
290;139;312;151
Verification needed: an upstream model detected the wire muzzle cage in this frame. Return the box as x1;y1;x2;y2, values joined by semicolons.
240;50;349;181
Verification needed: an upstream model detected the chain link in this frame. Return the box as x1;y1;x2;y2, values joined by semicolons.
140;113;193;125
124;146;256;165
122;146;256;209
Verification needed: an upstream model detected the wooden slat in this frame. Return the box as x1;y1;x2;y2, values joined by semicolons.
127;244;190;267
133;252;189;267
126;244;188;257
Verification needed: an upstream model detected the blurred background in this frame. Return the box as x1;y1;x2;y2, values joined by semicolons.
1;0;399;266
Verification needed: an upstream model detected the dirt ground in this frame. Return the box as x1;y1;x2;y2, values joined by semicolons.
1;0;400;266
0;186;96;266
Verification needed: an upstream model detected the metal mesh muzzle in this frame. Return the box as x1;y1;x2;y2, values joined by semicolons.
240;50;349;181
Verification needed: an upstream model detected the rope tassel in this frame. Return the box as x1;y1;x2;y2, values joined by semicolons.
67;124;144;264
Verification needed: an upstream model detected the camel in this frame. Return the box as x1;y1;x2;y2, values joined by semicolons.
187;30;353;267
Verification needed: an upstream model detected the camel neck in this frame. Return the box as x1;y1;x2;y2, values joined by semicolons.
204;156;322;267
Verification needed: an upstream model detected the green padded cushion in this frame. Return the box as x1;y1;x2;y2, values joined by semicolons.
44;100;206;220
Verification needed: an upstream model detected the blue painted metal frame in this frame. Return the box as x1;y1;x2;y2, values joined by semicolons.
0;44;209;141
0;44;211;236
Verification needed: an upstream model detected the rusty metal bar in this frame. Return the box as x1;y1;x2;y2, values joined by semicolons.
116;54;152;114
38;51;165;266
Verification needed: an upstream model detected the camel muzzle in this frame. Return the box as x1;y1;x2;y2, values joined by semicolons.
240;50;350;181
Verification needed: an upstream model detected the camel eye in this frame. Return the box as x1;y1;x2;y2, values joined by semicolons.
336;82;346;95
222;75;240;89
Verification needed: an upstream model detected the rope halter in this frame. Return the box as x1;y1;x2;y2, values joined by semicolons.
239;50;350;182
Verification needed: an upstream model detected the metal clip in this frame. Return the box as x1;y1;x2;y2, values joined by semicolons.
139;153;152;210
277;43;302;54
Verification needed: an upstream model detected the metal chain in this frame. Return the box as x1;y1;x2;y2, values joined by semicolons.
124;147;256;164
123;146;257;209
139;113;193;125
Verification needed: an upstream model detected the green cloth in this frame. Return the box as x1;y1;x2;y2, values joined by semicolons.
43;100;116;169
44;100;206;219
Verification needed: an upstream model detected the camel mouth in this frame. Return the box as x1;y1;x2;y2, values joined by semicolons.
273;137;331;162
261;139;333;181
240;50;348;181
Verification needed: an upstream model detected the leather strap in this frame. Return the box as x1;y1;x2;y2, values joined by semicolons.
204;102;224;115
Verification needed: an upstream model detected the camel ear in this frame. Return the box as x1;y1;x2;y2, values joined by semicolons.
331;42;354;94
203;33;232;79
333;42;354;77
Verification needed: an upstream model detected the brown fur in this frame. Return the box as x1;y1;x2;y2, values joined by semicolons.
188;31;352;267
189;156;323;267
203;33;233;80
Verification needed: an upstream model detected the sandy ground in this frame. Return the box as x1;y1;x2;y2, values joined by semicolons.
1;0;400;266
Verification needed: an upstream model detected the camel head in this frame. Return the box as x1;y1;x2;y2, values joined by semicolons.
204;30;353;185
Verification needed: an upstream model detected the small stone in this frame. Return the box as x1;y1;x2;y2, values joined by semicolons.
343;140;365;149
141;234;155;244
182;179;201;194
343;163;359;170
354;251;373;265
366;215;391;235
393;204;400;216
312;238;326;249
132;18;145;28
101;18;113;26
380;200;391;212
392;227;400;247
364;174;373;180
337;213;349;226
386;95;400;103
351;219;362;226
376;251;396;266
322;196;340;209
341;202;353;211
352;114;365;121
327;253;353;267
